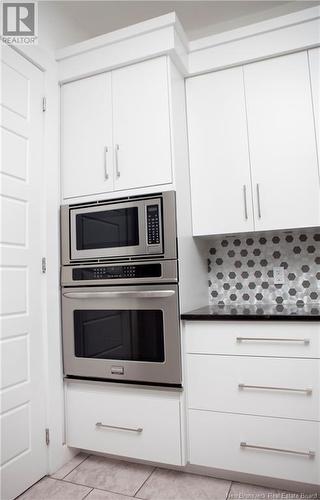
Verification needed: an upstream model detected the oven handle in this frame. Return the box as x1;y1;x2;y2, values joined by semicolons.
62;290;176;299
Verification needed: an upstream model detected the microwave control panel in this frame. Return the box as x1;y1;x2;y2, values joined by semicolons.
146;205;160;245
72;263;162;281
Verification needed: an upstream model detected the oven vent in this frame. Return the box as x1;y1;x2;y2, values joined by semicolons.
67;192;164;210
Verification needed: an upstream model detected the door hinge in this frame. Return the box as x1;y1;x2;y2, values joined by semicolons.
45;428;50;446
42;96;47;112
42;257;47;274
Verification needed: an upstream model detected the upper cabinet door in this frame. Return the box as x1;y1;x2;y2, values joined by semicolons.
61;73;113;199
244;52;320;231
308;48;320;160
186;67;254;236
112;57;172;191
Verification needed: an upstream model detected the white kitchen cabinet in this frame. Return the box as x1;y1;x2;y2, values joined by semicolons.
184;321;320;486
112;57;172;191
244;51;320;231
186;67;254;236
187;50;320;236
61;57;172;200
308;48;320;160
189;410;320;485
66;381;183;466
185;321;320;358
187;354;319;421
61;73;114;199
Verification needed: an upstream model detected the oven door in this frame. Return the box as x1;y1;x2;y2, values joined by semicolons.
62;284;181;385
69;199;162;261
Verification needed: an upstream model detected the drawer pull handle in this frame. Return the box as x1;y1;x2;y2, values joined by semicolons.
240;442;315;458
96;422;143;433
238;384;312;395
236;337;310;344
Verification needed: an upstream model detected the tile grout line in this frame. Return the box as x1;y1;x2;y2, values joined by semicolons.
133;466;157;498
226;480;233;500
55;475;149;498
55;477;100;490
86;486;138;498
57;453;156;498
60;454;91;480
81;486;94;500
15;476;48;499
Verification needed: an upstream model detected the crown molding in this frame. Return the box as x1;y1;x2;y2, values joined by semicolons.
189;6;320;53
56;6;320;83
188;6;320;75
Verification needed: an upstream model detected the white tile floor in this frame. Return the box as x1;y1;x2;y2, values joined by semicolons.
17;453;316;500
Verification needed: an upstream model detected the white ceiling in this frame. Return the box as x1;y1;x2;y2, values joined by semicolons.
38;0;320;51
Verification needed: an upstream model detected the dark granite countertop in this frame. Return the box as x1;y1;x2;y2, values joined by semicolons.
181;303;320;321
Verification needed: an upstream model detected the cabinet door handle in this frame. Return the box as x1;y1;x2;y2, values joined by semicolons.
104;146;109;179
96;422;143;433
256;183;262;218
236;337;310;344
240;442;315;458
243;185;248;220
115;144;120;177
238;383;312;395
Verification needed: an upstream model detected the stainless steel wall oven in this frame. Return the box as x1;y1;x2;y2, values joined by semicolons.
61;192;182;387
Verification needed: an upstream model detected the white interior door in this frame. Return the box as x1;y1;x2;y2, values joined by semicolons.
186;67;254;236
61;72;114;199
244;52;320;231
112;57;172;191
0;45;47;500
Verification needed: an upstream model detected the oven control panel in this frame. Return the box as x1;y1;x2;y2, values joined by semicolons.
72;263;162;281
146;205;160;245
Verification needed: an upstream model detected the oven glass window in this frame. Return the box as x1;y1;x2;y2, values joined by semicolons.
75;207;139;250
74;310;164;362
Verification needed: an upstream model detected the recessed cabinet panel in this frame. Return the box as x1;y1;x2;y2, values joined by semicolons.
61;73;114;199
187;67;254;236
112;57;172;191
244;52;320;231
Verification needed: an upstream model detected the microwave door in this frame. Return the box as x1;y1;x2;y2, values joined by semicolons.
70;201;147;260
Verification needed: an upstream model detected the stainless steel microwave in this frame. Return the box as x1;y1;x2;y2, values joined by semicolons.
61;192;177;264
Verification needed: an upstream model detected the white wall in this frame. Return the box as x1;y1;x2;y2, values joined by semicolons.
38;1;91;53
37;1;320;51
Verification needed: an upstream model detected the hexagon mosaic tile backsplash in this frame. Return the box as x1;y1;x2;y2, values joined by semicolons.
207;229;320;308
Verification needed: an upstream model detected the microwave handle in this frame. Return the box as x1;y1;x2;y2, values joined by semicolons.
62;290;175;299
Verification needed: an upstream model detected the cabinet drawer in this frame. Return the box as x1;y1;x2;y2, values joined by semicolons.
66;382;182;465
187;355;320;421
189;410;320;485
185;321;320;358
